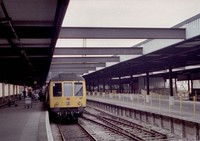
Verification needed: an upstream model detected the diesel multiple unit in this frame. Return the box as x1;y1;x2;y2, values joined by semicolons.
46;73;86;121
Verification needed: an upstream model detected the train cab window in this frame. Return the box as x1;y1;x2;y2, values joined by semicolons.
53;83;62;97
74;82;83;96
64;82;73;96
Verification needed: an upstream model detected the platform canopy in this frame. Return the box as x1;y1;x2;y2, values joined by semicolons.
84;34;200;79
48;23;187;79
1;0;200;86
0;0;70;86
48;0;200;81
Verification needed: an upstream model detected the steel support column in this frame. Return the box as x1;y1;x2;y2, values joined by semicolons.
85;79;88;92
169;67;174;105
103;79;105;92
169;67;173;96
88;79;91;92
191;78;194;93
146;72;150;103
119;77;122;93
97;79;100;92
92;79;95;92
175;78;177;94
187;74;191;93
130;75;133;93
110;82;112;93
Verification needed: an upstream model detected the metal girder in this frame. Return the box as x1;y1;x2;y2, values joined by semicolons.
50;63;106;68
0;26;54;38
59;27;186;39
49;72;84;76
49;68;93;72
54;47;142;55
47;72;84;81
52;56;120;63
50;67;96;71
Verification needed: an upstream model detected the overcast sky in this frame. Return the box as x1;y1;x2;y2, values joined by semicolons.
53;0;200;75
63;0;200;28
56;0;200;47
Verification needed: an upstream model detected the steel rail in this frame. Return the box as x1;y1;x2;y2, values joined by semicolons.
98;116;166;140
86;106;167;138
57;124;66;141
77;121;98;141
82;115;142;141
84;108;167;140
57;122;96;141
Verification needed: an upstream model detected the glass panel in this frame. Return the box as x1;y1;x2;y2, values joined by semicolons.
53;83;62;97
64;82;73;96
74;82;83;96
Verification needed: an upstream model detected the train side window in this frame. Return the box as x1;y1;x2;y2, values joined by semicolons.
53;83;62;97
64;82;73;96
74;82;83;96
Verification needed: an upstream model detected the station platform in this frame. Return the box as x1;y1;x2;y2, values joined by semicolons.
0;99;52;141
87;94;200;123
87;95;200;140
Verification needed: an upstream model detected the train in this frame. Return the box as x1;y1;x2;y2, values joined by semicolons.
45;73;86;121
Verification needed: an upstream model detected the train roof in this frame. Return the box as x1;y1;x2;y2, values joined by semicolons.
50;73;84;81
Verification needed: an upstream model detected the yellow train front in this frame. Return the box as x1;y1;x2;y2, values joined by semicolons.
47;73;86;121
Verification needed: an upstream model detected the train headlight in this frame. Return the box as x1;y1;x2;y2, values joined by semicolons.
77;101;82;106
54;102;59;107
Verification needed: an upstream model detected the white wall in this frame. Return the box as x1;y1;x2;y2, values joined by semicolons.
193;80;200;89
0;83;2;97
10;84;13;95
4;84;8;96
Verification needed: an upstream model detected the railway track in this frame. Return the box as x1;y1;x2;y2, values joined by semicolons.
57;122;97;141
83;108;168;141
50;107;179;141
80;116;132;140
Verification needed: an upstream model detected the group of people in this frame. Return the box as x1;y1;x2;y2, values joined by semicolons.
19;89;44;102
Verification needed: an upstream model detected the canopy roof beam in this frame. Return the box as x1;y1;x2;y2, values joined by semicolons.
59;27;185;39
50;67;96;71
52;56;120;63
50;63;106;68
54;47;142;55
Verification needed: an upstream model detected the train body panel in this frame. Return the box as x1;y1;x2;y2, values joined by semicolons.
49;96;86;108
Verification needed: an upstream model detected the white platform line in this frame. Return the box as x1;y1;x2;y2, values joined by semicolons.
46;111;54;141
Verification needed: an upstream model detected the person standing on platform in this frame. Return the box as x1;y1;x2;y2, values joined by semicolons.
38;90;43;101
23;91;26;99
28;89;33;100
